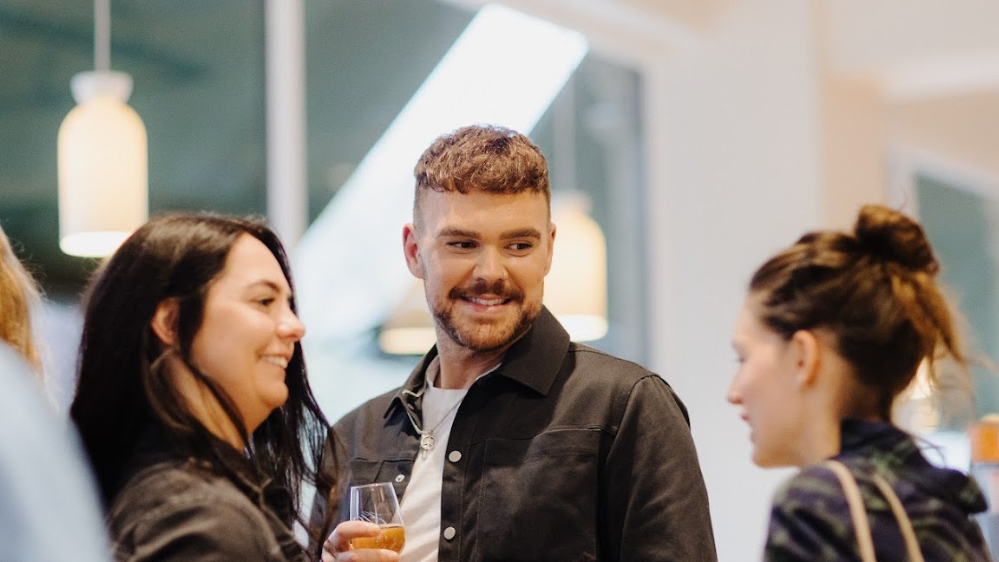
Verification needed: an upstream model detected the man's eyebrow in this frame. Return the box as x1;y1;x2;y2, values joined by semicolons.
502;228;542;239
438;227;480;238
436;227;542;239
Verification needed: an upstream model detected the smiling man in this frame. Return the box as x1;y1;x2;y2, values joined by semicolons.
318;125;716;562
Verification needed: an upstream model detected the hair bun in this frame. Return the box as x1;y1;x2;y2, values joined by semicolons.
854;204;939;275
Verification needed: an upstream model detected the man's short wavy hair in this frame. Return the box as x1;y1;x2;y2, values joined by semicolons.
413;124;550;227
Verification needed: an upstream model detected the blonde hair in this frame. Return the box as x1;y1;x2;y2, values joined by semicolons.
0;224;42;375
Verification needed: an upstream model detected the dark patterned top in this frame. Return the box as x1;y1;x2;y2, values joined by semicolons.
766;419;992;562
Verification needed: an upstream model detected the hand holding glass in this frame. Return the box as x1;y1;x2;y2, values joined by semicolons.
349;483;406;553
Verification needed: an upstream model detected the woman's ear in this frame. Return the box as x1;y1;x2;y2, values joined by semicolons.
151;299;180;348
789;329;821;389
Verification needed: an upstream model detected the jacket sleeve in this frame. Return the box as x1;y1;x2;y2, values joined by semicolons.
309;423;349;560
602;375;717;562
121;495;277;562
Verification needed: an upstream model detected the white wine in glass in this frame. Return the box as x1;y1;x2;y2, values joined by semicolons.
349;482;406;553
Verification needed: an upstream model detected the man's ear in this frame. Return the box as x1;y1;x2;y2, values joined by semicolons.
789;329;821;389
403;223;425;279
151;299;180;348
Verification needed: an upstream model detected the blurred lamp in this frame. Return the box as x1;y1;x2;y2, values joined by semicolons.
57;0;147;257
378;281;437;356
545;194;608;341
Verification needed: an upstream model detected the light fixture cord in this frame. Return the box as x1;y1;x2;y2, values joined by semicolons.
94;0;111;72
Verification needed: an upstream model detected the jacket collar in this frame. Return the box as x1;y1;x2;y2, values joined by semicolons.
129;422;293;520
384;306;570;418
838;418;988;513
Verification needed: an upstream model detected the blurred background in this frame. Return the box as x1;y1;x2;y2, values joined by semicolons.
3;0;999;559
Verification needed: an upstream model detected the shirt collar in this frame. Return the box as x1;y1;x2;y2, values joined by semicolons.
384;306;570;418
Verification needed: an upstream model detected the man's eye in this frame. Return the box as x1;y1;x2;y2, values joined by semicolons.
449;241;476;249
510;242;532;251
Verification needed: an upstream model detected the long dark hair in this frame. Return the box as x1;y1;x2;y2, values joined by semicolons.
70;212;337;539
749;204;966;419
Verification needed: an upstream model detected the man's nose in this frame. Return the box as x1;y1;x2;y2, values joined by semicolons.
473;247;507;282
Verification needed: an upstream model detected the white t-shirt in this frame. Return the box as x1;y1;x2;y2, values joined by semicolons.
398;359;497;562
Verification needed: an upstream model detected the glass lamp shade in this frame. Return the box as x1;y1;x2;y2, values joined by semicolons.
57;71;148;257
545;205;608;341
378;280;437;356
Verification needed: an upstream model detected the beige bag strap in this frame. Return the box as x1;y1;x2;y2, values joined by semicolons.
870;473;926;562
823;460;926;562
825;460;878;562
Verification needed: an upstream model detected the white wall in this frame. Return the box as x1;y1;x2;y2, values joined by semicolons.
646;0;823;558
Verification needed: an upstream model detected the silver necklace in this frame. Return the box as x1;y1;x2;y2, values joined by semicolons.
403;388;465;459
413;396;463;459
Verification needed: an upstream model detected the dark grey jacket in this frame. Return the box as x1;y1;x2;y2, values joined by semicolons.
108;452;308;562
317;307;716;562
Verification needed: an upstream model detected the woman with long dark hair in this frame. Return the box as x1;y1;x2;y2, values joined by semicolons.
728;204;990;561
71;213;336;561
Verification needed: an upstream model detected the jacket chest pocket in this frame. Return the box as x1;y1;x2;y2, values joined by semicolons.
477;429;600;562
341;459;410;521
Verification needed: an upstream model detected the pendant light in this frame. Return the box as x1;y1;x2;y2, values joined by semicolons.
57;0;148;257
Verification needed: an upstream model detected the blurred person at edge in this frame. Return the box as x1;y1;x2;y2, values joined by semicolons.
0;222;43;374
728;204;991;562
70;213;338;562
0;222;110;562
315;124;716;562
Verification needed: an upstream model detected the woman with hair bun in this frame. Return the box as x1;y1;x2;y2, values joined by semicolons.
728;205;991;561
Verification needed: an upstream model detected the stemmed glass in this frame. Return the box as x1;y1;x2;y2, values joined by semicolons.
349;482;406;553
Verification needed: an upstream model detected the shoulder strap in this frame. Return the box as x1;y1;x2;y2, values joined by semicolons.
870;474;926;562
824;460;926;562
825;460;878;562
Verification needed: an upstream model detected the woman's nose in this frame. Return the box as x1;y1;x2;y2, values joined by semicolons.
278;310;306;341
726;377;742;405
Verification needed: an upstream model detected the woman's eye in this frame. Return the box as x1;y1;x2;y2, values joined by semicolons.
255;297;275;307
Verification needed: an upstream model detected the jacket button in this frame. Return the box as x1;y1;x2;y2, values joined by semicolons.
443;526;456;540
448;450;462;463
394;474;405;483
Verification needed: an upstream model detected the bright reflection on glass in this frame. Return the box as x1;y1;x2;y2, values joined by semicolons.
296;4;589;344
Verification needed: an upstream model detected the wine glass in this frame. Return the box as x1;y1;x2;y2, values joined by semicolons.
349;482;406;553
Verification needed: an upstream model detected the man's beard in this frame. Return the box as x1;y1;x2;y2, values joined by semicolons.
430;278;541;352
